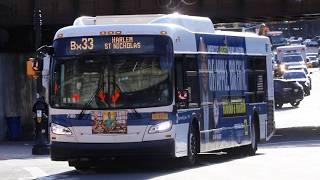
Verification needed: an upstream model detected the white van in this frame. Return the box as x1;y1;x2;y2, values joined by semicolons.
276;45;307;61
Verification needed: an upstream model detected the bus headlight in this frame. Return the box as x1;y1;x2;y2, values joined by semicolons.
51;123;72;135
148;120;172;134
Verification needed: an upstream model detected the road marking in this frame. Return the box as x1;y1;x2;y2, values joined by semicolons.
23;167;48;179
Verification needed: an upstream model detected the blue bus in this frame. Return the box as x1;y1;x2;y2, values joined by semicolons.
38;14;275;169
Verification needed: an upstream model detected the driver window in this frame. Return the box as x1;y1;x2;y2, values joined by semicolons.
175;55;200;108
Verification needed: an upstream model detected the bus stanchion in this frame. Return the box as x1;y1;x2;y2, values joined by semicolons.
32;96;49;155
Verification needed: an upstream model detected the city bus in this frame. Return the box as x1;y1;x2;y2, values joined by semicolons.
38;13;275;169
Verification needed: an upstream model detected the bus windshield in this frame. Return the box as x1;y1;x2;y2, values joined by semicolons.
51;54;172;109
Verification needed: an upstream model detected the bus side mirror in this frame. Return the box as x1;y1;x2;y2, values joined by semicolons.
176;89;189;108
32;45;54;72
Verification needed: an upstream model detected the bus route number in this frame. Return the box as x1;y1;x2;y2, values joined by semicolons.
70;38;94;50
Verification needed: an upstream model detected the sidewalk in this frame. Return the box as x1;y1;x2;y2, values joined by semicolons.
0;141;48;160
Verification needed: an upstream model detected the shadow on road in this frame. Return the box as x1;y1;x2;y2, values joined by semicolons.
275;106;298;112
0;141;48;160
261;126;320;148
42;127;320;179
42;151;260;179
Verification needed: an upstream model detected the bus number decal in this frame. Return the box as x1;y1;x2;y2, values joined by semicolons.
70;38;94;50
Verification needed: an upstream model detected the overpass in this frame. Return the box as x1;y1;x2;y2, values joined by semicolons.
0;0;320;27
1;0;320;52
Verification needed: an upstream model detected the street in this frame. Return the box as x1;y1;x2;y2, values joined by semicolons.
1;69;320;180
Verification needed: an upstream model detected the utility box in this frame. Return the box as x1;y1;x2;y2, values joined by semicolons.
6;116;21;140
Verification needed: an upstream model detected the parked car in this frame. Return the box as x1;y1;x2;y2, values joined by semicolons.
282;70;311;96
274;79;304;108
306;53;319;67
287;36;303;45
312;36;320;44
302;39;319;47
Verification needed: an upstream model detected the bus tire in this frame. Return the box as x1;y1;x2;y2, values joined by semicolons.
242;118;258;156
183;123;198;166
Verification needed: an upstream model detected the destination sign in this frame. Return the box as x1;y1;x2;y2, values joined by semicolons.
104;37;141;50
53;35;172;57
69;37;141;51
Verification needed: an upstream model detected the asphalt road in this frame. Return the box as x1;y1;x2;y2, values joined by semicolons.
1;69;320;180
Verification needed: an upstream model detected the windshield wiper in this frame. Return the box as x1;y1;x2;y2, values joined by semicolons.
77;89;97;120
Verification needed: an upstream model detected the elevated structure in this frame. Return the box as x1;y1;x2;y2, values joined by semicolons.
1;0;320;52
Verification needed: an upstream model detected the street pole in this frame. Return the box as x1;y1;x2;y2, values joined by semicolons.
33;0;42;94
32;0;49;155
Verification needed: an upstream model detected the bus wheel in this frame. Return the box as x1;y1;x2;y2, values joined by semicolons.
183;123;198;166
242;119;257;156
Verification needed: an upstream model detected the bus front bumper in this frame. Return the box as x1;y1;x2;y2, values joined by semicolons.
50;139;175;161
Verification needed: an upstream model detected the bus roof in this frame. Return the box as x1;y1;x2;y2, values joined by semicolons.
54;14;271;55
72;13;215;34
56;13;267;39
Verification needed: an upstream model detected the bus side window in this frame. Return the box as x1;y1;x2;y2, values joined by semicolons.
247;56;267;103
175;55;200;108
183;56;200;108
175;57;184;92
175;56;186;108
